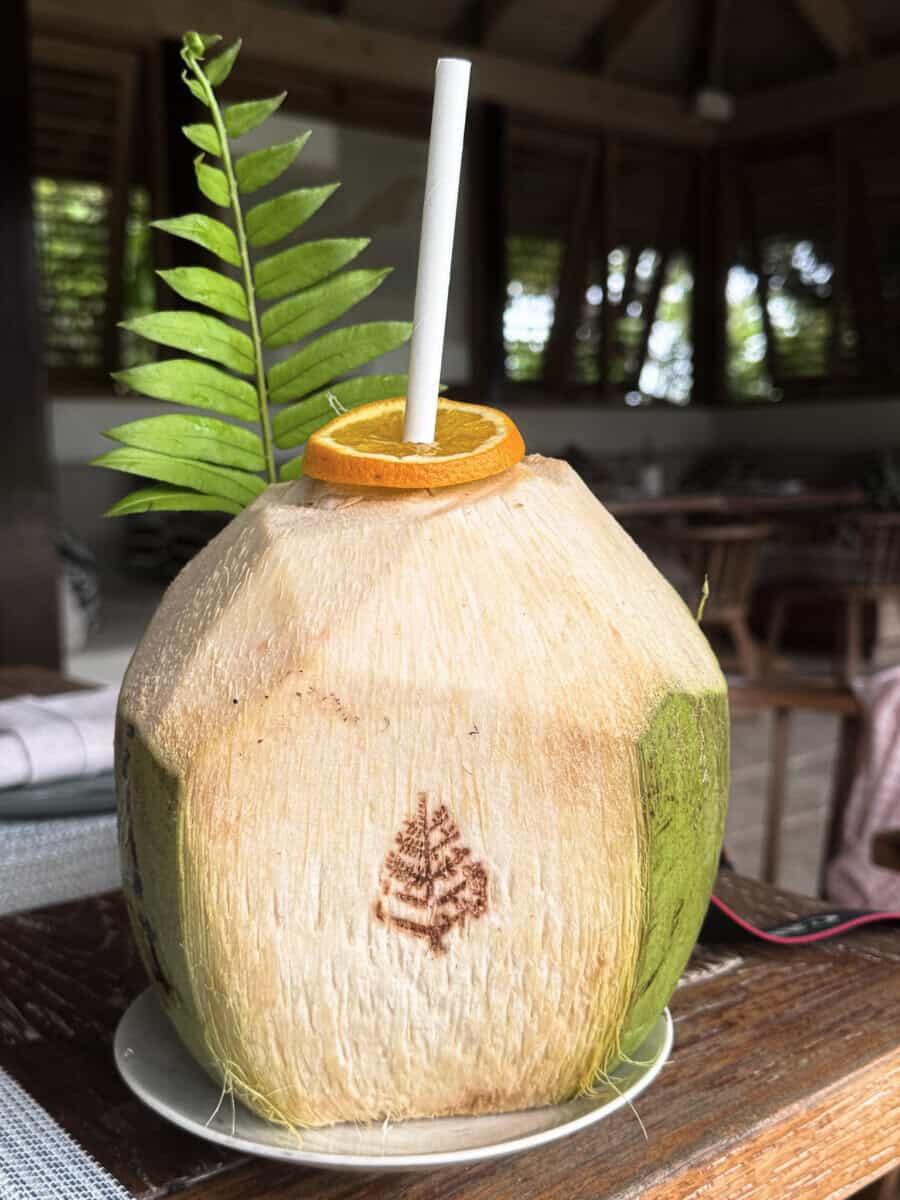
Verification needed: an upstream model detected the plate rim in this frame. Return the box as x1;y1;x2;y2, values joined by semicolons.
114;988;673;1170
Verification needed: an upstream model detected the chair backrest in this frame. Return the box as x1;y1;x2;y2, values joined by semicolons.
856;513;900;589
670;523;774;611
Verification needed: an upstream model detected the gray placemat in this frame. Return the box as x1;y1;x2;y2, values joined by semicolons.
0;773;116;819
0;1066;130;1199
0;814;119;917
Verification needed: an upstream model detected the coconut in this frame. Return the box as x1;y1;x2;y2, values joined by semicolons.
116;454;728;1128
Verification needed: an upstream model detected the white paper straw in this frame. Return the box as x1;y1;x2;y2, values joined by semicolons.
403;58;471;444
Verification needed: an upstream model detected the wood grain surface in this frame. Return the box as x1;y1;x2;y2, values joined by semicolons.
1;874;898;1199
0;665;90;699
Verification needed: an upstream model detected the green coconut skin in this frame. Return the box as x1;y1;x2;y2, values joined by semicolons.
116;720;209;1070
621;689;730;1055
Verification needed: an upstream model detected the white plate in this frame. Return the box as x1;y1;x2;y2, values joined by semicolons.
115;989;672;1172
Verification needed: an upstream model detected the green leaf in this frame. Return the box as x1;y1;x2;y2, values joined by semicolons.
104;415;265;471
205;37;241;87
112;360;257;420
261;268;391;349
106;486;242;518
182;71;209;107
121;311;255;375
183;123;221;156
279;455;305;481
223;93;286;139
235;134;309;194
246;185;339;249
254;238;369;301
92;446;264;507
268;321;412;405
195;32;222;51
151;214;240;266
273;374;409;448
194;156;230;207
158;267;248;321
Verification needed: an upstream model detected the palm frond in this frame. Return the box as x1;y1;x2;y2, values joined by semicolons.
99;31;411;517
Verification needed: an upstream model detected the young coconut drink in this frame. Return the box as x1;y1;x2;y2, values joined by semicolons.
101;36;728;1130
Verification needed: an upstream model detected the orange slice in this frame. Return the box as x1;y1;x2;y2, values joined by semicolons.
302;397;526;489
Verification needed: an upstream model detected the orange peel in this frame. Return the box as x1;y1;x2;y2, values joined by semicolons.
302;396;526;489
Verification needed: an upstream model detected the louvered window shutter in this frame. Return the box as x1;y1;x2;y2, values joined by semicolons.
30;37;141;387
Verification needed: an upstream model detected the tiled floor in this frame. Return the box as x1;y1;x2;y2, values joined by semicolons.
69;574;841;900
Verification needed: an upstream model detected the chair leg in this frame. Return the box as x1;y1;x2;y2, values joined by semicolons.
844;596;863;684
764;594;789;675
730;615;760;680
764;706;791;885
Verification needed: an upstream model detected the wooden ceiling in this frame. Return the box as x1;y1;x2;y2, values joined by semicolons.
28;0;900;146
323;0;899;91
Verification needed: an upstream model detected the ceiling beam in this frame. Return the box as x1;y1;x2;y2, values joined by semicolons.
302;0;346;15
30;0;713;146
706;0;732;89
573;0;667;75
444;0;515;46
729;51;900;141
790;0;867;63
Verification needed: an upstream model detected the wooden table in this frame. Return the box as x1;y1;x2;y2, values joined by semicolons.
0;664;88;699
1;875;899;1199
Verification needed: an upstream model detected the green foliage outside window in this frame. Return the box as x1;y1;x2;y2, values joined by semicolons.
503;235;561;382
503;238;693;404
32;177;156;376
726;238;835;402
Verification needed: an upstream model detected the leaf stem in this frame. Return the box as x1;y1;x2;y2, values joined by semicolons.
187;53;277;485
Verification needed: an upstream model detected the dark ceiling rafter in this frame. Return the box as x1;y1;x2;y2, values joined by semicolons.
30;0;712;145
705;0;732;88
29;0;900;149
444;0;516;46
572;0;667;75
789;0;868;62
730;47;900;140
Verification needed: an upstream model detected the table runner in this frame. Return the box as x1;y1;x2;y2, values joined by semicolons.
0;814;118;917
0;1066;130;1199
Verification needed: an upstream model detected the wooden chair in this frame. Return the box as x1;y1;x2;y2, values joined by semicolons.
728;677;863;891
671;523;774;679
766;511;900;684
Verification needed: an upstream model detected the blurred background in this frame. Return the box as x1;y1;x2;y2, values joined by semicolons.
4;0;900;895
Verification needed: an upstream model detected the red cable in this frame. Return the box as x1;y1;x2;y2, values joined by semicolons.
708;892;900;945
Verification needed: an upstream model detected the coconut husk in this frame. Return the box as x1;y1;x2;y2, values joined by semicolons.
117;455;727;1128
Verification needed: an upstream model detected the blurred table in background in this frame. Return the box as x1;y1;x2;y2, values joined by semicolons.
603;486;866;520
0;665;87;699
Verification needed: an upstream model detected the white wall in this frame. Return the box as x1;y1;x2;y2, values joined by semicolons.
52;393;900;560
709;396;900;454
50;393;900;470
